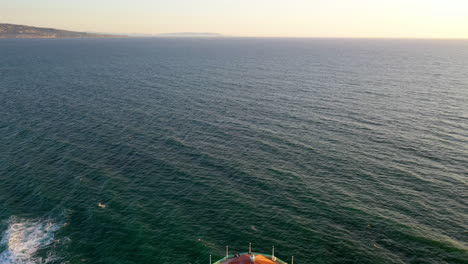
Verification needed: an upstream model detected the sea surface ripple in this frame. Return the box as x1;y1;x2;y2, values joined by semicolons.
0;38;467;264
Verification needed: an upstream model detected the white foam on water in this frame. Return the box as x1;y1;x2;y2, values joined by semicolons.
0;216;61;264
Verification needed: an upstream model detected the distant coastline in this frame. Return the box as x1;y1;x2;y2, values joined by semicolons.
0;24;226;39
0;23;126;38
156;32;223;37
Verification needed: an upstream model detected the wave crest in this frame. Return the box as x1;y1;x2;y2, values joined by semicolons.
0;216;61;264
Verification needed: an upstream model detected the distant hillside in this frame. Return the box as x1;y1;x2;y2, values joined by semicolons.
157;32;223;37
0;23;126;38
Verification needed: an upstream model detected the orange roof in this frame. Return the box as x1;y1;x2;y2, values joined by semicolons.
226;254;276;264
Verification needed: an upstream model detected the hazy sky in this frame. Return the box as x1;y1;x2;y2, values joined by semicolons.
2;0;468;38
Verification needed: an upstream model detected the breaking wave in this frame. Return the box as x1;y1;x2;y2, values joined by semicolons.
0;216;62;264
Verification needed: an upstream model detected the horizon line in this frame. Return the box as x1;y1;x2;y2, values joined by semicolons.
2;22;468;40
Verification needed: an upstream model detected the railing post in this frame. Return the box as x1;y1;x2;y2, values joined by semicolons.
210;254;212;264
226;246;229;258
249;242;252;254
291;256;294;264
272;246;275;257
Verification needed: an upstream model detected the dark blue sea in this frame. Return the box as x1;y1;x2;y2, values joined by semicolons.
0;38;467;264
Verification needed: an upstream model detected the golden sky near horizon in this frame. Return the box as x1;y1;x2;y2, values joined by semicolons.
2;0;468;38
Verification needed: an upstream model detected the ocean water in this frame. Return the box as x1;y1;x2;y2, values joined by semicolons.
0;38;467;264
